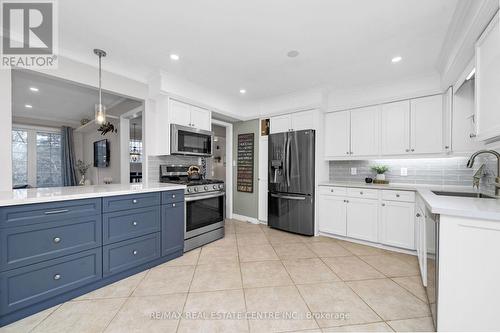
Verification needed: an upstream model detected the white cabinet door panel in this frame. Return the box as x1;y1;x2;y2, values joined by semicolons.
258;136;269;222
324;111;350;158
381;101;410;155
346;198;378;242
350;106;380;156
318;195;347;236
169;100;191;127
291;110;315;131
380;201;415;250
270;115;292;134
410;95;443;154
190;105;211;130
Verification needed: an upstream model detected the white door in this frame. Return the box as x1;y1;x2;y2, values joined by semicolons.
380;200;415;250
169;99;191;127
350;106;380;157
318;195;347;236
346;198;378;242
190;105;211;130
411;95;443;154
258;136;269;222
291;110;315;131
270;115;291;134
381;100;410;155
324;111;350;158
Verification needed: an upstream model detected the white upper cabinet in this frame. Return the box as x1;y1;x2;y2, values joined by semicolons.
169;99;211;131
270;110;315;134
475;12;500;141
381;100;411;155
350;106;380;157
453;79;484;153
410;95;443;154
324;111;350;158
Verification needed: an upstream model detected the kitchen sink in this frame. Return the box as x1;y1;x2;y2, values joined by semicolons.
431;191;496;199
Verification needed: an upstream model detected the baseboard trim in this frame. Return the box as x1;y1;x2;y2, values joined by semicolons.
231;213;260;224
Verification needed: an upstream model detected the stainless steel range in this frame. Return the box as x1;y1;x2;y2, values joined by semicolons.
160;165;225;251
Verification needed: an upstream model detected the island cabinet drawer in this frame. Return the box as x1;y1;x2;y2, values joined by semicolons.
0;216;102;272
103;207;160;245
347;188;379;200
161;190;185;205
103;233;160;277
382;190;415;203
0;198;101;229
102;193;160;213
318;186;347;197
0;249;102;314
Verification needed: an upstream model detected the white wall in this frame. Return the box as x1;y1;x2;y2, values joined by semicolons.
0;70;12;191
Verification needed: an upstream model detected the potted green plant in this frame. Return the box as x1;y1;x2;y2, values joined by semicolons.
371;165;389;181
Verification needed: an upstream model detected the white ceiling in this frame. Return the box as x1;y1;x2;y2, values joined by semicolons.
12;70;141;125
58;0;458;101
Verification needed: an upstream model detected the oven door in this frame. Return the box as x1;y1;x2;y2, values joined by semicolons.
185;191;225;238
171;124;213;157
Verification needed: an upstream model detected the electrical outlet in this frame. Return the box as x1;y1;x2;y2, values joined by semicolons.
350;167;357;175
401;167;408;176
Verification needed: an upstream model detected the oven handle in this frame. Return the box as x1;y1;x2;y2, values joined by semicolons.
185;191;225;202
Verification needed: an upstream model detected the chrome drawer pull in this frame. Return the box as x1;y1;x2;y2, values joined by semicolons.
53;274;61;280
132;199;138;204
45;209;69;215
132;250;138;255
132;221;138;226
53;237;61;243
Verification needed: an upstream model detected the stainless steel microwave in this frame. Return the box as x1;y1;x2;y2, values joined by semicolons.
170;124;214;157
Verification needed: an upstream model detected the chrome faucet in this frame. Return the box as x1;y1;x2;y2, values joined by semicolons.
466;150;500;196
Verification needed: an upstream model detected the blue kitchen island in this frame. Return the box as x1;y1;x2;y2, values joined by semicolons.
0;183;186;327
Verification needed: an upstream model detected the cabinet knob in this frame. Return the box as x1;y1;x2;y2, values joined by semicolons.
360;191;363;195
416;213;421;217
330;189;334;192
172;194;176;198
346;152;350;155
132;199;138;204
396;194;400;198
53;274;61;280
411;149;415;152
405;149;410;152
470;133;476;138
445;145;450;149
132;221;138;226
381;203;386;207
132;250;138;255
53;237;61;244
172;203;176;207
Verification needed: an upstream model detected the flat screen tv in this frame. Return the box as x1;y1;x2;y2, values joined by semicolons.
93;139;110;167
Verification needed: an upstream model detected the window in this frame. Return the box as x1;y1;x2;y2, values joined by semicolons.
12;127;62;188
129;139;143;163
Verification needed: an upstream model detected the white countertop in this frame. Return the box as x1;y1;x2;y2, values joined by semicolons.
0;183;186;207
319;181;500;221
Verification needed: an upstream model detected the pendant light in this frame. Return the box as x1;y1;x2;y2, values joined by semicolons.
130;123;140;162
94;48;107;124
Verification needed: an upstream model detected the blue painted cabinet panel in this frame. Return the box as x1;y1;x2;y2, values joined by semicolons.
102;193;160;213
0;215;102;271
161;203;184;257
103;206;160;245
161;190;184;205
0;248;101;314
0;199;101;228
103;233;160;277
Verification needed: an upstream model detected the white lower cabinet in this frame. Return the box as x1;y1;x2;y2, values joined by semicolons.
318;195;346;236
379;200;415;250
346;198;378;242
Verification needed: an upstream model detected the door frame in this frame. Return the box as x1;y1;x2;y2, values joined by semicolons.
211;119;233;219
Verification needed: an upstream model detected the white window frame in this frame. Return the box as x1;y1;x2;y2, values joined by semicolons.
12;124;61;188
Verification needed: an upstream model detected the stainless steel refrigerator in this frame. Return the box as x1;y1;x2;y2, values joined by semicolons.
268;129;315;236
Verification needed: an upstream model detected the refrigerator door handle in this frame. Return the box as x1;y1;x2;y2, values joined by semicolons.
286;134;291;187
270;193;306;201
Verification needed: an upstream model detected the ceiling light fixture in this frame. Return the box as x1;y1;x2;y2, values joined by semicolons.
25;104;32;108
239;89;246;94
170;54;180;61
29;87;39;92
466;68;476;81
287;50;300;58
93;48;107;125
391;56;402;63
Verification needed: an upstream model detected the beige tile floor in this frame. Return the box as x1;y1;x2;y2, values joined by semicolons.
3;219;435;333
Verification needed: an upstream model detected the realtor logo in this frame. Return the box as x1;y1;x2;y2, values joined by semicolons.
1;0;58;68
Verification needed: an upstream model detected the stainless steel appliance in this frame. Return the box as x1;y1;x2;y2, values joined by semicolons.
160;165;225;251
268;129;315;236
170;124;214;157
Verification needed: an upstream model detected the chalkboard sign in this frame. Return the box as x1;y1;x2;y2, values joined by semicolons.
237;133;254;193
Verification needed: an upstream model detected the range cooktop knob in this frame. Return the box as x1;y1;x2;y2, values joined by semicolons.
219;184;223;189
194;188;198;192
213;185;217;189
187;188;192;193
204;186;208;190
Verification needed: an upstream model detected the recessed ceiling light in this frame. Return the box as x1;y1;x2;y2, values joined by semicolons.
391;56;402;63
29;87;39;92
239;89;246;94
170;54;180;61
287;50;300;58
25;104;32;108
